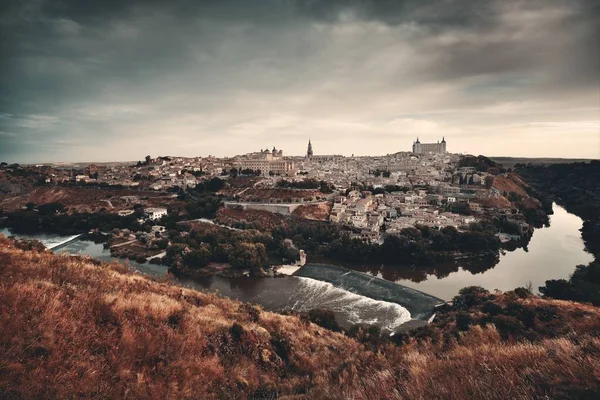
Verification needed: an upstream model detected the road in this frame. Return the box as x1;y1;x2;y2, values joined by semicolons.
110;239;136;248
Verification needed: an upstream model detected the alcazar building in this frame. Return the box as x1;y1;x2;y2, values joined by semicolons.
412;137;447;154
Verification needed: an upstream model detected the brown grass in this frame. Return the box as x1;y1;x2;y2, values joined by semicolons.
1;236;599;399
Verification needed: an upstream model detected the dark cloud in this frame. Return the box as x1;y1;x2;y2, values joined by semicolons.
0;0;598;162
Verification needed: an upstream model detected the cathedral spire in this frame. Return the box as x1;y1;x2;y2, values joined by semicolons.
306;139;313;159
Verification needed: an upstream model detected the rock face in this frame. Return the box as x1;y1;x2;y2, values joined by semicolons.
1;236;600;400
292;202;333;221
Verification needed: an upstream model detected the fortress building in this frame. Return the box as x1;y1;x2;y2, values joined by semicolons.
412;137;447;154
234;147;295;176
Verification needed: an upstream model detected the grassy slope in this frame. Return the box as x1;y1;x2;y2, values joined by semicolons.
1;237;600;399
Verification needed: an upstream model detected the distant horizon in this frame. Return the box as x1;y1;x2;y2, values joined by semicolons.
8;150;598;167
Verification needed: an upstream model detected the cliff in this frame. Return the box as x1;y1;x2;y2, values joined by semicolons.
1;237;599;399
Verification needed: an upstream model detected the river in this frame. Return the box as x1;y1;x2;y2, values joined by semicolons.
0;203;593;330
346;203;594;300
0;228;417;332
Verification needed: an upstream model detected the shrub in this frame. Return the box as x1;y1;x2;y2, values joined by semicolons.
482;301;503;316
513;287;532;299
307;309;341;332
13;239;45;252
238;303;261;322
534;305;559;322
270;333;292;363
455;312;474;331
506;302;536;328
167;310;184;329
491;315;525;338
229;322;244;341
453;286;491;309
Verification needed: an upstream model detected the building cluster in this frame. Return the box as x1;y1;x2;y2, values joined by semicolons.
330;189;479;243
23;136;533;244
233;147;296;176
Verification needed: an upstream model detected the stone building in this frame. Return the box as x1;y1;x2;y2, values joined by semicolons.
412;137;447;154
235;147;295;176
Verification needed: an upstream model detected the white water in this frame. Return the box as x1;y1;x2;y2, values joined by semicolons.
290;277;411;331
1;228;413;331
0;229;80;249
46;234;83;250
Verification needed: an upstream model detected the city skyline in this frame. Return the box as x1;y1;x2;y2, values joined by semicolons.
1;0;599;163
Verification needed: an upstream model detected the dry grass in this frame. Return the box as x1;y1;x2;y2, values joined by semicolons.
1;236;599;399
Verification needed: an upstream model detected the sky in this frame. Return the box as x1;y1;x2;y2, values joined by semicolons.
0;0;599;163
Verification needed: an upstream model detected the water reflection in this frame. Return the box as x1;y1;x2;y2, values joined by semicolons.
1;203;593;313
338;203;593;300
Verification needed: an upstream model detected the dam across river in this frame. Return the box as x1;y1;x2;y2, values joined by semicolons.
294;264;445;320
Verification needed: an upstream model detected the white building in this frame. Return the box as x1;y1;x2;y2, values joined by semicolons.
234;147;296;176
145;207;168;221
412;137;447;154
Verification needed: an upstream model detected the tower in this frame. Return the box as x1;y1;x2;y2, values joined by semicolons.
412;137;421;154
441;137;447;153
306;139;313;159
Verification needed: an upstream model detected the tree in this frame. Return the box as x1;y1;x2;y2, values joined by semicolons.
37;202;65;216
229;242;269;275
183;244;212;269
205;177;225;192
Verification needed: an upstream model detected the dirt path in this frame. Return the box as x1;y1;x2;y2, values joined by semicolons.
110;239;136;248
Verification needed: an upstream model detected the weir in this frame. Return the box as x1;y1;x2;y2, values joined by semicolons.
294;264;445;320
46;234;83;251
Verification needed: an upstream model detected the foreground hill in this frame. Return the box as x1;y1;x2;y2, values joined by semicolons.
1;237;600;399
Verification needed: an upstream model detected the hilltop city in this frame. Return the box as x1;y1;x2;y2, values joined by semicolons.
0;138;547;272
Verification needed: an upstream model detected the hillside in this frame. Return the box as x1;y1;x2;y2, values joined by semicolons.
0;186;181;213
491;157;596;168
1;237;600;399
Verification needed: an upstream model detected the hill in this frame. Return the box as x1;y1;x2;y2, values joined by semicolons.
1;237;600;399
491;157;596;168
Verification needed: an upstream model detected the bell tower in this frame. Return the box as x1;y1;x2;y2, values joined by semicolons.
306;139;313;159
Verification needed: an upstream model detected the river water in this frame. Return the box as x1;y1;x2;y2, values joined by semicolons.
0;228;416;331
0;203;593;330
378;203;594;300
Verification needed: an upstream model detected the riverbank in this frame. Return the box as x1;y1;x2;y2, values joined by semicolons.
3;237;600;400
0;202;592;302
0;229;423;332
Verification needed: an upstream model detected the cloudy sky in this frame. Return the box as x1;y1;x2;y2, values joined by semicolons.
0;0;598;163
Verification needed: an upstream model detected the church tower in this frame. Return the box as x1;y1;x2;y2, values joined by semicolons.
306;139;313;159
412;137;422;154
